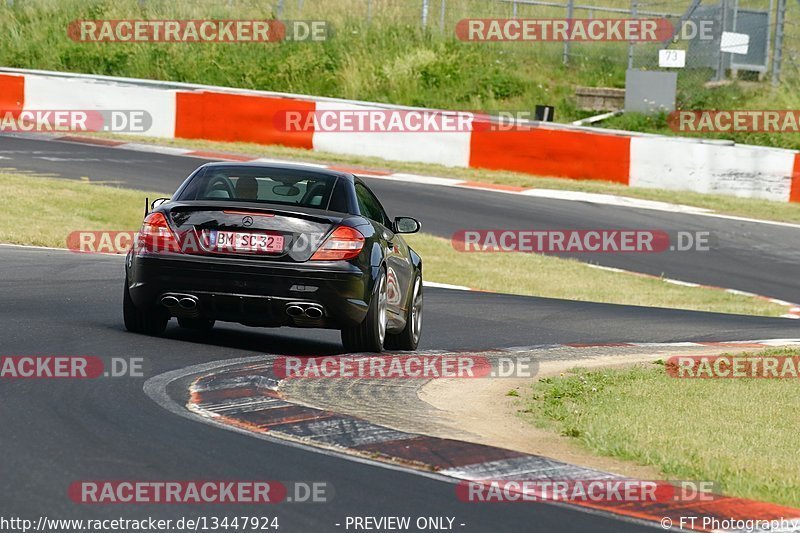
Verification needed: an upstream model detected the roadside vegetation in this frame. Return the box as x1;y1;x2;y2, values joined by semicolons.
404;233;785;316
519;347;800;507
2;0;800;149
0;171;155;247
0;171;787;317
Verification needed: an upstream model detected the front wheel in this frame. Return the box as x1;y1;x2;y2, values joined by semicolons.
341;269;388;353
385;272;422;351
123;278;168;336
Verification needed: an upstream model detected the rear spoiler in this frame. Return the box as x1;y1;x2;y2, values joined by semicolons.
165;201;347;225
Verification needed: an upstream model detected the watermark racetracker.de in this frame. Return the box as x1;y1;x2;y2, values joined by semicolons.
451;230;713;253
273;354;538;379
666;355;800;379
457;479;718;503
670;110;800;133
0;110;151;133
0;356;143;379
68;19;331;42
274;109;559;133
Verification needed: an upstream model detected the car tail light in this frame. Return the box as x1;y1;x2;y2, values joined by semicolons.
136;212;181;253
310;226;365;261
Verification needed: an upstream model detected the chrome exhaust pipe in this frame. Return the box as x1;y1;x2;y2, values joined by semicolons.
178;297;198;310
161;295;180;308
305;305;323;319
286;305;304;317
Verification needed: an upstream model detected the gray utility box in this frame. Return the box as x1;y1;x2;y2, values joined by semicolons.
624;70;677;114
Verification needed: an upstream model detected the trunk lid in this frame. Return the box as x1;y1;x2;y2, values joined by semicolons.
164;202;342;262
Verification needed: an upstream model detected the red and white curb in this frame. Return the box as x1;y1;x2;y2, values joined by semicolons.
145;345;800;533
585;264;800;319
497;338;800;352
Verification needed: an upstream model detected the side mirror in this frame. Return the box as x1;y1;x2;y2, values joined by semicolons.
394;216;421;234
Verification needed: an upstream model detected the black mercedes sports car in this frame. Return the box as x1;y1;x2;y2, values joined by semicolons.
123;162;423;352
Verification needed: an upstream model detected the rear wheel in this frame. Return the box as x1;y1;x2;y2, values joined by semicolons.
341;269;387;353
178;316;215;331
123;277;168;336
385;272;422;351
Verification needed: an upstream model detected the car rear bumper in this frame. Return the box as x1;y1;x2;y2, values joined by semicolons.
126;252;370;328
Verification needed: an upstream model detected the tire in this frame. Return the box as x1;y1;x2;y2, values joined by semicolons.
385;272;423;351
178;316;215;331
123;278;169;336
341;269;388;353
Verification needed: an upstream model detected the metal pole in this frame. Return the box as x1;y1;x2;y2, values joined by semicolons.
772;0;787;85
367;0;372;26
563;0;573;64
440;0;446;31
422;0;429;28
513;1;518;17
277;0;284;18
627;0;637;69
660;0;701;48
715;0;728;81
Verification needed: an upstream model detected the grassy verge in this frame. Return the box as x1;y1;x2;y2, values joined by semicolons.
519;348;800;507
0;170;786;316
0;171;161;247
3;0;800;149
94;133;800;224
403;233;784;316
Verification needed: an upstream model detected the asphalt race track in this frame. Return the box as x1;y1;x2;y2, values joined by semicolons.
3;134;800;302
2;134;799;532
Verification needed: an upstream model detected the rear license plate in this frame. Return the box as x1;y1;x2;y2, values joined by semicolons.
212;231;284;254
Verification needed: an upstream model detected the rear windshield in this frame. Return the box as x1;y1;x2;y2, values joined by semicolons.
175;165;342;210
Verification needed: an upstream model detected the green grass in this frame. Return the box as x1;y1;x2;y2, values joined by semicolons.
520;347;800;507
404;233;786;316
0;171;788;317
94;133;800;224
0;171;160;247
3;0;800;149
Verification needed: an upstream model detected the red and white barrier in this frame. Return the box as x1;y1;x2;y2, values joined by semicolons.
1;69;799;202
311;101;472;167
630;136;798;202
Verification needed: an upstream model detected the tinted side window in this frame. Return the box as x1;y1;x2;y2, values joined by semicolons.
328;177;349;213
355;182;389;226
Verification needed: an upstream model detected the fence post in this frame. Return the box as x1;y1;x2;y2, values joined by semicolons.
627;0;637;69
563;0;574;64
714;0;729;80
771;0;787;85
421;0;429;28
440;0;446;32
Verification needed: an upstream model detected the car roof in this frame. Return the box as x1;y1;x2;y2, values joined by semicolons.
199;161;356;181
